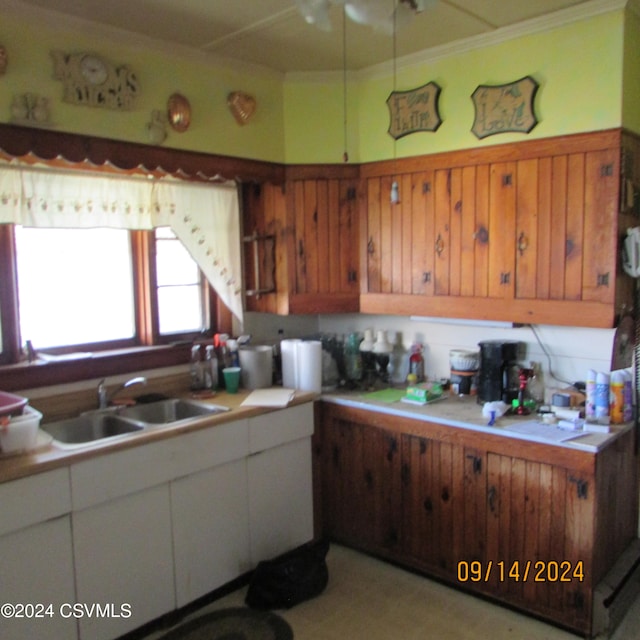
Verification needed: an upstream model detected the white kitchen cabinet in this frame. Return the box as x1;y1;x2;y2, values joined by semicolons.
171;459;250;607
0;468;76;640
72;484;174;640
247;403;314;564
0;516;77;640
69;437;175;511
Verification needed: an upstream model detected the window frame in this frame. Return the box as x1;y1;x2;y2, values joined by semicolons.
0;225;231;391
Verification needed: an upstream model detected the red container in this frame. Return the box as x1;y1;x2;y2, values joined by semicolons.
0;391;28;418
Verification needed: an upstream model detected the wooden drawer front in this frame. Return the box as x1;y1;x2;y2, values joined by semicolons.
0;468;71;536
249;403;313;454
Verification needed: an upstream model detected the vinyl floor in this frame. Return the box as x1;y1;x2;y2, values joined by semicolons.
134;544;640;640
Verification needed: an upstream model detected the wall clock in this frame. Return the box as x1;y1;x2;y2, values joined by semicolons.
51;50;139;111
79;54;108;85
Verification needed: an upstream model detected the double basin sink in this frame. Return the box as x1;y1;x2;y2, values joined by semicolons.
41;398;229;449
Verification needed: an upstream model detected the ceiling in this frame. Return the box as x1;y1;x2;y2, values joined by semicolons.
12;0;607;73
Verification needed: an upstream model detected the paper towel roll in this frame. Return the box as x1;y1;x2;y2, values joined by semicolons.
281;339;301;389
297;340;322;393
280;339;322;392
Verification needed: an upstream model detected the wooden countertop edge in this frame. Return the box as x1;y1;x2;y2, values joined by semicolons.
0;390;319;484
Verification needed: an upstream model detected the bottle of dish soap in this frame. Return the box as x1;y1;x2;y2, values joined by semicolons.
408;343;425;382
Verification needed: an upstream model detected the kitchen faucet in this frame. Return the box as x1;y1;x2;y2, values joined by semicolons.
97;376;147;409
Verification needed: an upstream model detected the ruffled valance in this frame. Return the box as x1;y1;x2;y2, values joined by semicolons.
0;163;244;323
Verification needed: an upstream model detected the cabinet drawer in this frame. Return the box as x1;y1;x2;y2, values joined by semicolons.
0;468;71;537
249;403;314;454
70;438;175;510
170;418;249;479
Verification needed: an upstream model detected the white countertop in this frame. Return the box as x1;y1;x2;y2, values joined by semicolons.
321;389;632;453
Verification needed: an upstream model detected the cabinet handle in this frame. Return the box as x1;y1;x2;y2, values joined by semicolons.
422;271;431;284
435;233;445;257
500;272;511;285
597;272;610;287
488;485;497;513
367;238;375;255
517;231;528;256
466;454;482;474
401;462;410;487
364;469;374;489
569;475;589;499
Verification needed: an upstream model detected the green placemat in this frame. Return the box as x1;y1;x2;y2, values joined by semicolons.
362;388;406;403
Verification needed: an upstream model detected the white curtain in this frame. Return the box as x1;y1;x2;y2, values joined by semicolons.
0;164;244;322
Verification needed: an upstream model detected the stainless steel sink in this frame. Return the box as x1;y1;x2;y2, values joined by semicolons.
42;398;229;449
41;411;146;448
119;398;229;424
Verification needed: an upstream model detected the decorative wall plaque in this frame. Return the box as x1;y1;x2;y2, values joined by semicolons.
51;50;139;110
227;91;257;125
386;81;442;140
167;93;191;132
471;75;539;139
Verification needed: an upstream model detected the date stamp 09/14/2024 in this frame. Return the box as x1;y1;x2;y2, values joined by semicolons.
457;560;585;584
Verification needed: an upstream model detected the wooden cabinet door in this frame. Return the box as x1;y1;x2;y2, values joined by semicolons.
291;178;359;299
514;149;619;306
486;453;593;633
172;460;250;607
243;178;359;314
320;406;402;555
401;434;486;577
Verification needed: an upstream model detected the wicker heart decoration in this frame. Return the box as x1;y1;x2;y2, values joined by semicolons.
227;91;256;125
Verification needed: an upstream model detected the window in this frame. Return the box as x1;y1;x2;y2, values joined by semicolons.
154;227;208;335
15;226;136;348
0;224;219;374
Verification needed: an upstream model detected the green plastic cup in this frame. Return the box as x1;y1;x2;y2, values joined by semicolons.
223;367;241;393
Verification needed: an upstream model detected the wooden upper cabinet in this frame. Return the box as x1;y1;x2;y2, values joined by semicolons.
360;129;634;328
242;166;360;315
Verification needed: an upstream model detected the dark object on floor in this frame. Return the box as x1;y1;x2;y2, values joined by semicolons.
245;539;330;610
157;607;293;640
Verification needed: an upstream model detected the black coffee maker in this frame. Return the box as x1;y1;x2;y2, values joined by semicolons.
477;340;521;404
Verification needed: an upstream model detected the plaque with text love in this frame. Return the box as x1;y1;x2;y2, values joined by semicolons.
471;75;539;139
387;81;442;140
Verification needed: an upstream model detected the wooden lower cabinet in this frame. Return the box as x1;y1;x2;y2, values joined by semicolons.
315;402;638;636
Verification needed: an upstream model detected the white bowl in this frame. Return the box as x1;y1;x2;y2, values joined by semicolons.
449;349;480;372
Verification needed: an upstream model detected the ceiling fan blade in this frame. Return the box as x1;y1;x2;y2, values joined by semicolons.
295;0;333;31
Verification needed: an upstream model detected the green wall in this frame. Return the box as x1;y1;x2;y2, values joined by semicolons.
284;9;626;163
1;4;637;166
0;6;286;162
623;7;640;132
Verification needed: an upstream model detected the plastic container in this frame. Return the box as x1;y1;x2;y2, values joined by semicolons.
610;370;625;424
0;406;42;453
585;369;596;419
409;343;425;382
0;390;28;418
594;372;610;421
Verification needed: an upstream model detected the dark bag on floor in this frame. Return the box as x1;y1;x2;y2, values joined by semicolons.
245;539;330;610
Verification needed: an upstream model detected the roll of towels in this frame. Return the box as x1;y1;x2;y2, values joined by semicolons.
281;339;322;393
